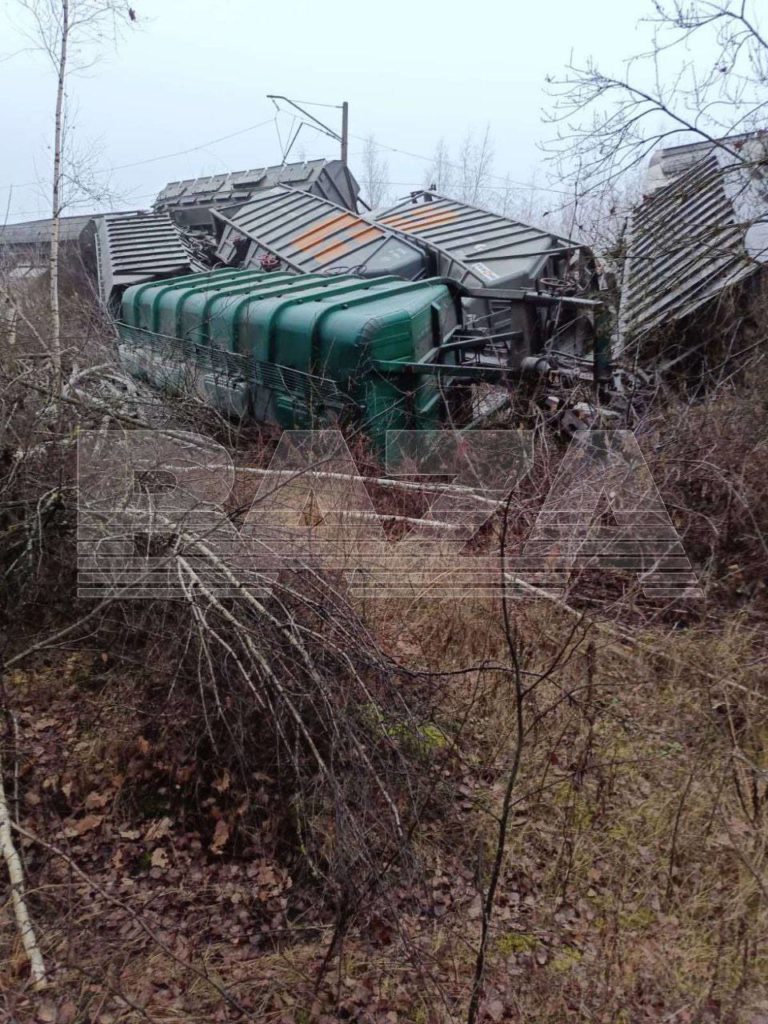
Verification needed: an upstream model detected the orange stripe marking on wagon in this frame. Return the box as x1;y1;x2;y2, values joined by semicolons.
292;212;358;252
382;209;460;232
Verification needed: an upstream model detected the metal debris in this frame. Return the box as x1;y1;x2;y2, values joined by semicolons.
619;140;768;350
154;158;360;229
213;184;425;278
94;210;192;305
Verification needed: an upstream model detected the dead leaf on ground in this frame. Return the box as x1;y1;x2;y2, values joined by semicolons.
58;1002;77;1024
85;790;111;810
33;718;58;732
36;1001;57;1023
210;818;230;855
144;816;172;842
62;814;103;837
487;998;505;1022
151;848;169;869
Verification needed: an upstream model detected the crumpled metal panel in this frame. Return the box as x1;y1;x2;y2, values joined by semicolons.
375;192;579;292
0;214;93;249
154;159;361;227
374;192;592;358
213;185;426;279
618;145;768;348
95;210;191;304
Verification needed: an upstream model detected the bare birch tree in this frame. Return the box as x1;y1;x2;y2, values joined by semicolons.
423;137;454;193
0;733;46;989
457;125;495;206
544;0;768;196
14;0;134;394
360;134;390;210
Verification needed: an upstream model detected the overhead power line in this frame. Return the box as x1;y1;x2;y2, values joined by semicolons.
2;107;571;216
347;132;573;196
0;117;276;192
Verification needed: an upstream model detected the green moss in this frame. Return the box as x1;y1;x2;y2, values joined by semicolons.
361;702;450;758
496;932;538;955
550;947;582;973
607;824;630;841
359;701;385;728
418;723;449;750
618;907;656;931
552;783;594;829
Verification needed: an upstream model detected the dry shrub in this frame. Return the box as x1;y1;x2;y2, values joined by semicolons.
643;363;768;612
1;265;767;1020
365;590;768;1023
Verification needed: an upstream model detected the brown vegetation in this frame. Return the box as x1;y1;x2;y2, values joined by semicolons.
0;269;766;1023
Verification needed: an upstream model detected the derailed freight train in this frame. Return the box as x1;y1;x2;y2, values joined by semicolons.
118;270;462;450
100;168;617;448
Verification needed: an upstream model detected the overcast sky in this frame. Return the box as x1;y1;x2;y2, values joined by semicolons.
1;0;659;223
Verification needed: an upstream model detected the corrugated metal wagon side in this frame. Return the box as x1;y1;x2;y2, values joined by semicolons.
118;269;460;449
213;185;427;280
376;192;596;365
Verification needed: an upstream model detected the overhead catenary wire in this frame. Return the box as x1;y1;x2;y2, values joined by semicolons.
6;175;560;220
266;95;568;196
346;132;573;196
2;105;571;221
0;117;277;192
8;189;166;219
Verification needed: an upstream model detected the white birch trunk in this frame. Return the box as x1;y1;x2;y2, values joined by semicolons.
49;0;69;396
0;747;47;989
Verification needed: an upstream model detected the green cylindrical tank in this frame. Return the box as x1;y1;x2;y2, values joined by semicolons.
118;269;459;447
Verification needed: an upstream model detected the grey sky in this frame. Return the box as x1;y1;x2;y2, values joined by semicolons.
1;0;651;223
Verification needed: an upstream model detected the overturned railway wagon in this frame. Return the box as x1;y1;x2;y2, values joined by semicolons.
154;159;360;230
210;187;600;372
213;184;426;280
117;269;463;448
111;182;610;447
95;210;192;304
376;192;596;363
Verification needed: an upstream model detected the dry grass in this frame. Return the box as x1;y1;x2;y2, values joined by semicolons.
1;279;767;1023
4;585;765;1022
363;592;768;1022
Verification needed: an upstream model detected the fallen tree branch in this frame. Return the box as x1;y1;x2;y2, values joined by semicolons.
223;465;503;505
467;494;526;1024
0;736;47;990
504;573;768;702
9;819;251;1017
